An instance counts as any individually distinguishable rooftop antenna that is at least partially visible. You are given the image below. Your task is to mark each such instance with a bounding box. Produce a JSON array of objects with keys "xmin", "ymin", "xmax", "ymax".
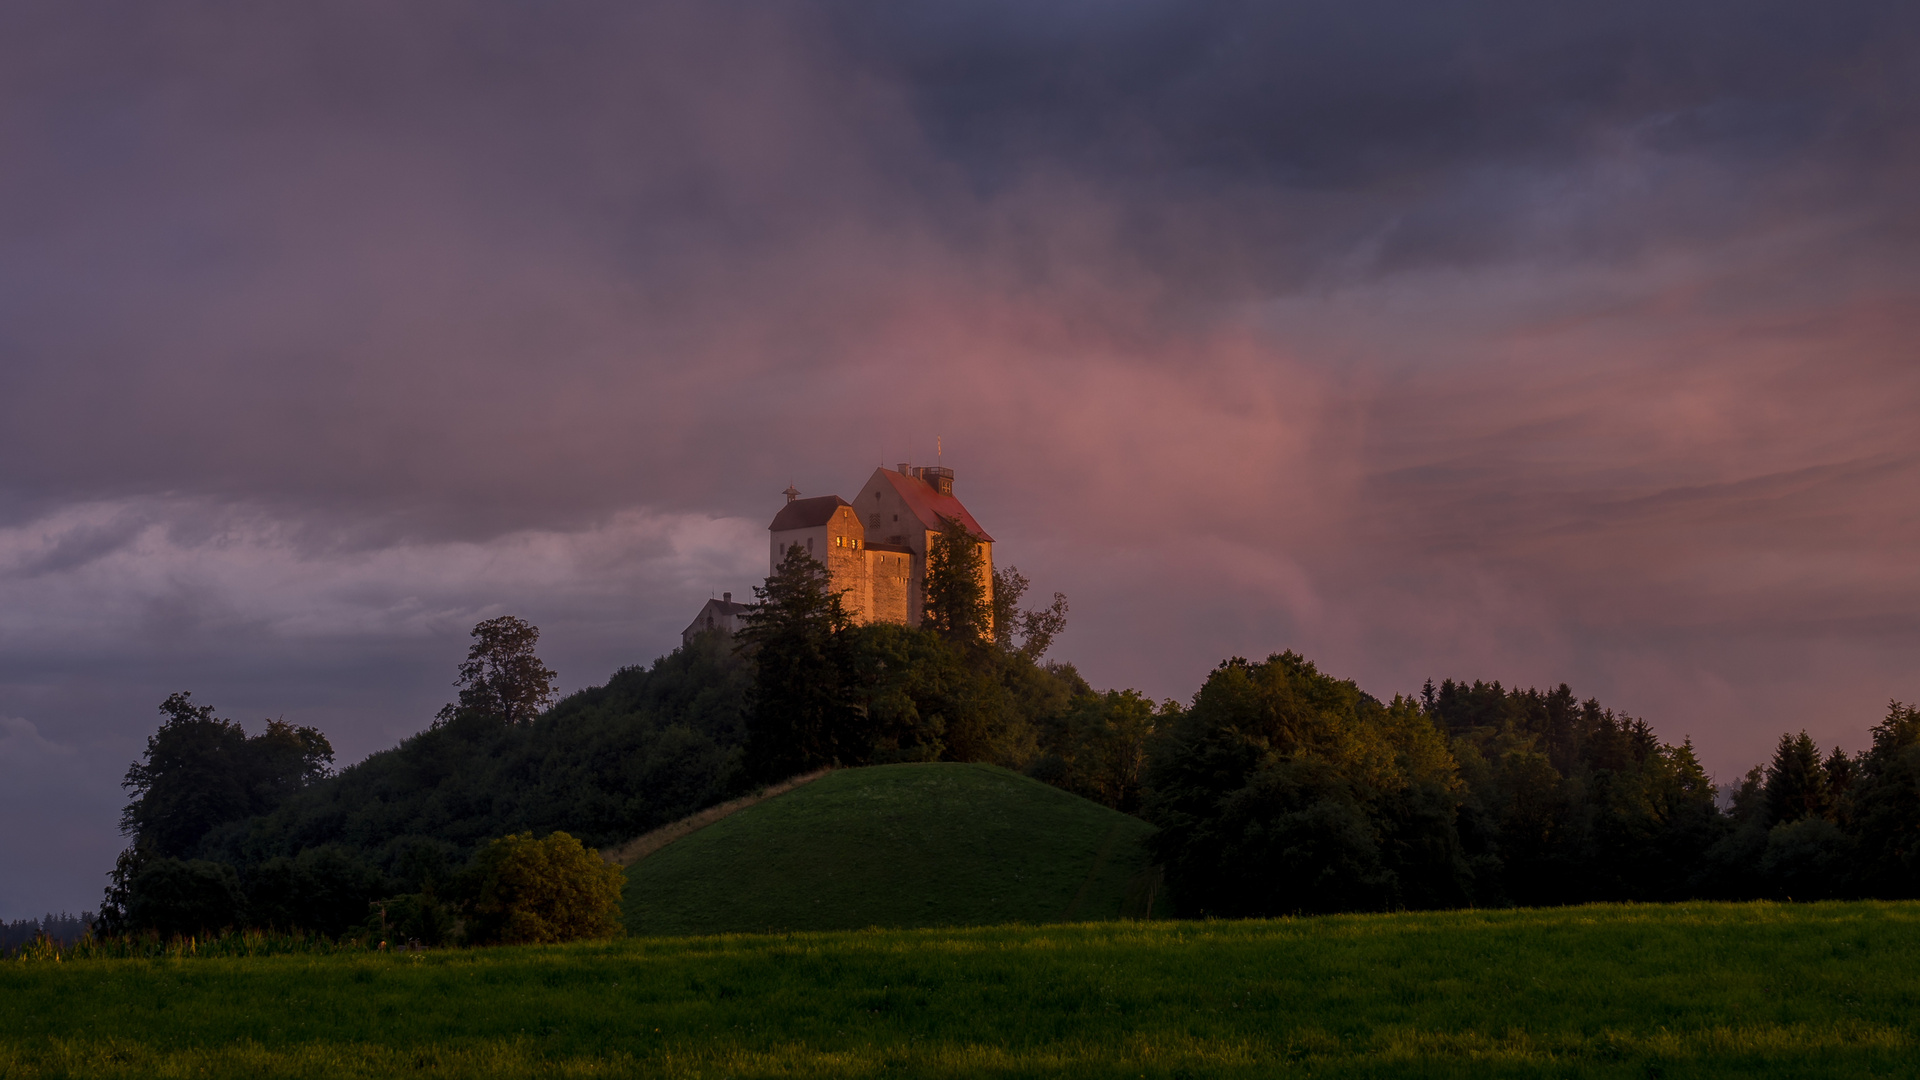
[{"xmin": 937, "ymin": 435, "xmax": 942, "ymax": 465}]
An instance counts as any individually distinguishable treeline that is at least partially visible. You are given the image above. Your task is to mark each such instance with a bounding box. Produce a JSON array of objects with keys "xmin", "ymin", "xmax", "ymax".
[
  {"xmin": 1, "ymin": 912, "xmax": 94, "ymax": 951},
  {"xmin": 1146, "ymin": 656, "xmax": 1920, "ymax": 915},
  {"xmin": 90, "ymin": 521, "xmax": 1920, "ymax": 937}
]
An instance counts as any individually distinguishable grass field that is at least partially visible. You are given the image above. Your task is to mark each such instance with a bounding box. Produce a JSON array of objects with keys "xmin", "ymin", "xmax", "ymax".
[
  {"xmin": 4, "ymin": 902, "xmax": 1918, "ymax": 1078},
  {"xmin": 622, "ymin": 763, "xmax": 1164, "ymax": 936}
]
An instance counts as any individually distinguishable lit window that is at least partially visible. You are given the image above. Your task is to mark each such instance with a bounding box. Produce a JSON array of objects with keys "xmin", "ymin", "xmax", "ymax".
[{"xmin": 851, "ymin": 538, "xmax": 860, "ymax": 550}]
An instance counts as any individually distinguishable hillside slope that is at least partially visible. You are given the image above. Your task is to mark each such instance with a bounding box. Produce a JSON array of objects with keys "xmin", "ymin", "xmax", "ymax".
[
  {"xmin": 200, "ymin": 634, "xmax": 750, "ymax": 880},
  {"xmin": 623, "ymin": 763, "xmax": 1163, "ymax": 935}
]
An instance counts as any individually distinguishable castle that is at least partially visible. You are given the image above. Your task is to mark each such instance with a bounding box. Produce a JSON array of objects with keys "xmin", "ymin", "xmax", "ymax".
[{"xmin": 682, "ymin": 464, "xmax": 994, "ymax": 644}]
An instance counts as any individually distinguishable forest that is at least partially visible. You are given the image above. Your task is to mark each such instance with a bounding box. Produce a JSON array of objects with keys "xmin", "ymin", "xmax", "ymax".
[{"xmin": 86, "ymin": 520, "xmax": 1920, "ymax": 938}]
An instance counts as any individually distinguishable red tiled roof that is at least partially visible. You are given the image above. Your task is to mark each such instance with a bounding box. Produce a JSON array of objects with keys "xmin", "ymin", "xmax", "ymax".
[
  {"xmin": 769, "ymin": 495, "xmax": 850, "ymax": 531},
  {"xmin": 880, "ymin": 470, "xmax": 994, "ymax": 542}
]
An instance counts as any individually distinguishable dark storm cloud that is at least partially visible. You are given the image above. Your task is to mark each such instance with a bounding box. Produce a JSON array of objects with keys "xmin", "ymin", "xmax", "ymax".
[
  {"xmin": 843, "ymin": 0, "xmax": 1919, "ymax": 270},
  {"xmin": 2, "ymin": 0, "xmax": 1917, "ymax": 914}
]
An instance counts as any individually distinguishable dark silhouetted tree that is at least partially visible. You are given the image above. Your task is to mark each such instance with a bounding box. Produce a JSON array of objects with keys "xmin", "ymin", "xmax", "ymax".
[
  {"xmin": 103, "ymin": 693, "xmax": 332, "ymax": 934},
  {"xmin": 117, "ymin": 695, "xmax": 331, "ymax": 860},
  {"xmin": 1765, "ymin": 731, "xmax": 1832, "ymax": 826},
  {"xmin": 737, "ymin": 545, "xmax": 859, "ymax": 781},
  {"xmin": 991, "ymin": 565, "xmax": 1069, "ymax": 661},
  {"xmin": 1853, "ymin": 701, "xmax": 1920, "ymax": 896},
  {"xmin": 437, "ymin": 616, "xmax": 558, "ymax": 728}
]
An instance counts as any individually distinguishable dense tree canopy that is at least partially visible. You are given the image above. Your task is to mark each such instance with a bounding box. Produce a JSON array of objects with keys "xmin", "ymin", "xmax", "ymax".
[
  {"xmin": 1146, "ymin": 654, "xmax": 1467, "ymax": 916},
  {"xmin": 96, "ymin": 563, "xmax": 1920, "ymax": 941},
  {"xmin": 119, "ymin": 693, "xmax": 333, "ymax": 860}
]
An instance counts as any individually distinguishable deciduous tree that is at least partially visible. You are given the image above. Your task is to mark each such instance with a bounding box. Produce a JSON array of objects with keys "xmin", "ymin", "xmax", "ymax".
[
  {"xmin": 924, "ymin": 516, "xmax": 989, "ymax": 643},
  {"xmin": 461, "ymin": 831, "xmax": 624, "ymax": 945},
  {"xmin": 437, "ymin": 616, "xmax": 558, "ymax": 729}
]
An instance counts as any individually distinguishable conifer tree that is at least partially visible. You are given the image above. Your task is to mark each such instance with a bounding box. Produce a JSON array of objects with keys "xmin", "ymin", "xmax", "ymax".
[
  {"xmin": 1852, "ymin": 701, "xmax": 1920, "ymax": 895},
  {"xmin": 1764, "ymin": 731, "xmax": 1833, "ymax": 826},
  {"xmin": 737, "ymin": 545, "xmax": 860, "ymax": 781}
]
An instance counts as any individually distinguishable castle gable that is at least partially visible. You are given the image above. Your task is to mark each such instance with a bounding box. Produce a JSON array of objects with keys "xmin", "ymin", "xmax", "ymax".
[
  {"xmin": 865, "ymin": 469, "xmax": 993, "ymax": 542},
  {"xmin": 769, "ymin": 495, "xmax": 852, "ymax": 531}
]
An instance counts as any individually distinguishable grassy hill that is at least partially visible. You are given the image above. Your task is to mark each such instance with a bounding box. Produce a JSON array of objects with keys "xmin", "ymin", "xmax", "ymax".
[
  {"xmin": 622, "ymin": 762, "xmax": 1163, "ymax": 936},
  {"xmin": 7, "ymin": 903, "xmax": 1919, "ymax": 1078}
]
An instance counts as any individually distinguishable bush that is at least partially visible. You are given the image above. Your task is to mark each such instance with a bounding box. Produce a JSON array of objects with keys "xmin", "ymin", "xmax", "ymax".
[
  {"xmin": 125, "ymin": 858, "xmax": 247, "ymax": 937},
  {"xmin": 372, "ymin": 891, "xmax": 456, "ymax": 946},
  {"xmin": 461, "ymin": 832, "xmax": 624, "ymax": 945}
]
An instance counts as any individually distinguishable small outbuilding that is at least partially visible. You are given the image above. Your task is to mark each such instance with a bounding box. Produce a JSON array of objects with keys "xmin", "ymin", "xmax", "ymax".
[{"xmin": 681, "ymin": 593, "xmax": 752, "ymax": 647}]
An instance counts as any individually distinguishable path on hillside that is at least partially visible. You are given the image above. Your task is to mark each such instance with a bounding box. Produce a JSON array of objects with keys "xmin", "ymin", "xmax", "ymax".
[{"xmin": 602, "ymin": 769, "xmax": 832, "ymax": 867}]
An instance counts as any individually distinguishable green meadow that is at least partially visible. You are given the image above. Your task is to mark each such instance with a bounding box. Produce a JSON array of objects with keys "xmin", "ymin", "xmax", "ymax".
[
  {"xmin": 5, "ymin": 902, "xmax": 1918, "ymax": 1078},
  {"xmin": 623, "ymin": 763, "xmax": 1165, "ymax": 935}
]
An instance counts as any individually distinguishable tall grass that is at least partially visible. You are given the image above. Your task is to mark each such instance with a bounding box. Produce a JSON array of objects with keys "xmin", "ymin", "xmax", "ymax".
[
  {"xmin": 4, "ymin": 901, "xmax": 1918, "ymax": 1078},
  {"xmin": 2, "ymin": 927, "xmax": 386, "ymax": 962}
]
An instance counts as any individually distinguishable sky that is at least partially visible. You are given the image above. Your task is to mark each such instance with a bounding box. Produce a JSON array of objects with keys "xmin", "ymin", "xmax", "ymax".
[{"xmin": 2, "ymin": 0, "xmax": 1917, "ymax": 918}]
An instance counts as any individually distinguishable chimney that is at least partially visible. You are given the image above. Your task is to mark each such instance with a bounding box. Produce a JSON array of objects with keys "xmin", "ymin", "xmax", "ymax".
[
  {"xmin": 723, "ymin": 592, "xmax": 732, "ymax": 603},
  {"xmin": 896, "ymin": 462, "xmax": 909, "ymax": 476}
]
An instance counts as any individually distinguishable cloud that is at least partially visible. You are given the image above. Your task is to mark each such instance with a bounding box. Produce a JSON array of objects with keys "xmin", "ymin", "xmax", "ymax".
[
  {"xmin": 0, "ymin": 715, "xmax": 75, "ymax": 763},
  {"xmin": 1, "ymin": 0, "xmax": 1918, "ymax": 914},
  {"xmin": 0, "ymin": 496, "xmax": 763, "ymax": 661}
]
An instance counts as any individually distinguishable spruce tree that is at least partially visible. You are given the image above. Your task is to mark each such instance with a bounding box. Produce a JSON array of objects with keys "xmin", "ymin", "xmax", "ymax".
[
  {"xmin": 1852, "ymin": 702, "xmax": 1920, "ymax": 895},
  {"xmin": 737, "ymin": 545, "xmax": 859, "ymax": 782},
  {"xmin": 1764, "ymin": 731, "xmax": 1832, "ymax": 825}
]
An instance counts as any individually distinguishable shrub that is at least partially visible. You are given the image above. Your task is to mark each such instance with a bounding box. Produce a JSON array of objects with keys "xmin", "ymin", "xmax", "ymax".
[
  {"xmin": 461, "ymin": 832, "xmax": 623, "ymax": 945},
  {"xmin": 372, "ymin": 891, "xmax": 456, "ymax": 946}
]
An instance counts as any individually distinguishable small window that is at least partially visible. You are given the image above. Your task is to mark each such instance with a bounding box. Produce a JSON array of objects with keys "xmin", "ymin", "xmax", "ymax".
[{"xmin": 851, "ymin": 538, "xmax": 859, "ymax": 550}]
